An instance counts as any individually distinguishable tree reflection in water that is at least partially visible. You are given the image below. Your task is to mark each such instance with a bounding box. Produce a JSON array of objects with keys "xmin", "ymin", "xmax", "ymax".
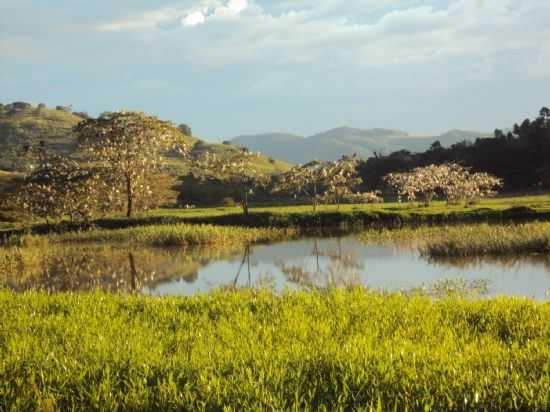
[
  {"xmin": 0, "ymin": 245, "xmax": 240, "ymax": 293},
  {"xmin": 276, "ymin": 238, "xmax": 363, "ymax": 290}
]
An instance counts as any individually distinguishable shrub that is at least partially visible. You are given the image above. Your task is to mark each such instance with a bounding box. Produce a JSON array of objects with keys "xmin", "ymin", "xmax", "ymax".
[{"xmin": 222, "ymin": 197, "xmax": 237, "ymax": 207}]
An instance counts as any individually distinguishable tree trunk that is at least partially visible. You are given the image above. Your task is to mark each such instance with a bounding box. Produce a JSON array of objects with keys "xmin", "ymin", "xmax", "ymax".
[
  {"xmin": 312, "ymin": 182, "xmax": 318, "ymax": 212},
  {"xmin": 241, "ymin": 189, "xmax": 249, "ymax": 216},
  {"xmin": 126, "ymin": 177, "xmax": 133, "ymax": 218},
  {"xmin": 128, "ymin": 252, "xmax": 138, "ymax": 292}
]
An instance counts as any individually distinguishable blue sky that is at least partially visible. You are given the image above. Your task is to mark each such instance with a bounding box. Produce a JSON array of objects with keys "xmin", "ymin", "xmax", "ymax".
[{"xmin": 1, "ymin": 0, "xmax": 549, "ymax": 140}]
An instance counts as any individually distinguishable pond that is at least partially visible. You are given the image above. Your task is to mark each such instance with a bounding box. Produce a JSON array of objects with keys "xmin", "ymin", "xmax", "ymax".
[{"xmin": 2, "ymin": 235, "xmax": 549, "ymax": 299}]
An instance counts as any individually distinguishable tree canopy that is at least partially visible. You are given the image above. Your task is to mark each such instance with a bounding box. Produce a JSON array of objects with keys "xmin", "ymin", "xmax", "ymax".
[{"xmin": 75, "ymin": 111, "xmax": 188, "ymax": 217}]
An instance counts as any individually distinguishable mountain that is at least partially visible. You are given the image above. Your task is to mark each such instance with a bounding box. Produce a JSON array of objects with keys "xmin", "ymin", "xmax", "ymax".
[{"xmin": 230, "ymin": 127, "xmax": 491, "ymax": 164}]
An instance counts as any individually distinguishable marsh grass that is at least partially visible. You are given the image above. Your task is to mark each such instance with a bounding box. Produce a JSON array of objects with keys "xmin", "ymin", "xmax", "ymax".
[
  {"xmin": 0, "ymin": 290, "xmax": 549, "ymax": 411},
  {"xmin": 5, "ymin": 224, "xmax": 297, "ymax": 248},
  {"xmin": 356, "ymin": 222, "xmax": 550, "ymax": 258},
  {"xmin": 420, "ymin": 222, "xmax": 550, "ymax": 257}
]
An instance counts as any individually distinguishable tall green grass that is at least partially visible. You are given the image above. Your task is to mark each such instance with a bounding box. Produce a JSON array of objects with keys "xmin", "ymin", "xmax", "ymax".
[
  {"xmin": 1, "ymin": 290, "xmax": 549, "ymax": 411},
  {"xmin": 6, "ymin": 224, "xmax": 297, "ymax": 248},
  {"xmin": 421, "ymin": 222, "xmax": 550, "ymax": 257}
]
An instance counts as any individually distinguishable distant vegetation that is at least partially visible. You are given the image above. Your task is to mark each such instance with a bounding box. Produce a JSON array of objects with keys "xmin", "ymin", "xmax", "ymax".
[
  {"xmin": 0, "ymin": 102, "xmax": 289, "ymax": 219},
  {"xmin": 1, "ymin": 102, "xmax": 549, "ymax": 226},
  {"xmin": 360, "ymin": 108, "xmax": 550, "ymax": 193}
]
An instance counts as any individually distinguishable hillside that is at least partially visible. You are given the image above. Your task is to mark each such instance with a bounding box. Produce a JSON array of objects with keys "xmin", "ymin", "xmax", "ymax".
[
  {"xmin": 0, "ymin": 102, "xmax": 290, "ymax": 210},
  {"xmin": 0, "ymin": 103, "xmax": 84, "ymax": 170},
  {"xmin": 0, "ymin": 102, "xmax": 289, "ymax": 176},
  {"xmin": 231, "ymin": 127, "xmax": 491, "ymax": 163}
]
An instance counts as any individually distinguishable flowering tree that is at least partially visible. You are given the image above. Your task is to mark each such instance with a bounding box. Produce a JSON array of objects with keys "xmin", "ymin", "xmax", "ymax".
[
  {"xmin": 442, "ymin": 164, "xmax": 502, "ymax": 206},
  {"xmin": 196, "ymin": 149, "xmax": 269, "ymax": 215},
  {"xmin": 75, "ymin": 112, "xmax": 187, "ymax": 218},
  {"xmin": 384, "ymin": 164, "xmax": 447, "ymax": 206},
  {"xmin": 14, "ymin": 142, "xmax": 111, "ymax": 222},
  {"xmin": 384, "ymin": 163, "xmax": 502, "ymax": 206},
  {"xmin": 272, "ymin": 161, "xmax": 327, "ymax": 211},
  {"xmin": 274, "ymin": 156, "xmax": 363, "ymax": 210},
  {"xmin": 319, "ymin": 156, "xmax": 363, "ymax": 208}
]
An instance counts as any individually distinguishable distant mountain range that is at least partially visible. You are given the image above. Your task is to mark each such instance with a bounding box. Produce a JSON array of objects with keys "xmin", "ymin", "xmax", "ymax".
[{"xmin": 230, "ymin": 127, "xmax": 491, "ymax": 164}]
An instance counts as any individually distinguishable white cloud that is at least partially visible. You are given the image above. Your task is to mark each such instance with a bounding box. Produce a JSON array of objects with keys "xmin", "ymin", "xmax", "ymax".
[
  {"xmin": 226, "ymin": 0, "xmax": 248, "ymax": 14},
  {"xmin": 7, "ymin": 0, "xmax": 550, "ymax": 80},
  {"xmin": 182, "ymin": 10, "xmax": 206, "ymax": 26}
]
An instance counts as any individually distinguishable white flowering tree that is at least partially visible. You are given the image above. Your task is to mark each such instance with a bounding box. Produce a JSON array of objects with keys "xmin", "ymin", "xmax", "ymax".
[
  {"xmin": 319, "ymin": 156, "xmax": 363, "ymax": 208},
  {"xmin": 272, "ymin": 161, "xmax": 327, "ymax": 211},
  {"xmin": 15, "ymin": 142, "xmax": 111, "ymax": 222},
  {"xmin": 75, "ymin": 111, "xmax": 188, "ymax": 218},
  {"xmin": 441, "ymin": 164, "xmax": 503, "ymax": 206},
  {"xmin": 384, "ymin": 163, "xmax": 502, "ymax": 206},
  {"xmin": 196, "ymin": 149, "xmax": 269, "ymax": 215},
  {"xmin": 273, "ymin": 156, "xmax": 363, "ymax": 211}
]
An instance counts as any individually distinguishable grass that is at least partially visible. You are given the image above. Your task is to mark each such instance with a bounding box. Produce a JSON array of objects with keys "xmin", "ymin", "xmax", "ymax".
[
  {"xmin": 356, "ymin": 221, "xmax": 550, "ymax": 257},
  {"xmin": 421, "ymin": 222, "xmax": 550, "ymax": 257},
  {"xmin": 4, "ymin": 224, "xmax": 297, "ymax": 248},
  {"xmin": 2, "ymin": 194, "xmax": 550, "ymax": 235},
  {"xmin": 0, "ymin": 289, "xmax": 549, "ymax": 411}
]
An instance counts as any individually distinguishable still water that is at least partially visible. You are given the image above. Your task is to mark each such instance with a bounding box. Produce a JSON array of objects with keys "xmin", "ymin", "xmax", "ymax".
[{"xmin": 3, "ymin": 236, "xmax": 550, "ymax": 299}]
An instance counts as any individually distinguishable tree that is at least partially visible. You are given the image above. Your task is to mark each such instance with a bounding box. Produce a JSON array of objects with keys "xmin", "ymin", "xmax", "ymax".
[
  {"xmin": 384, "ymin": 164, "xmax": 446, "ymax": 205},
  {"xmin": 273, "ymin": 156, "xmax": 362, "ymax": 211},
  {"xmin": 14, "ymin": 142, "xmax": 110, "ymax": 222},
  {"xmin": 273, "ymin": 160, "xmax": 327, "ymax": 211},
  {"xmin": 178, "ymin": 124, "xmax": 192, "ymax": 136},
  {"xmin": 441, "ymin": 164, "xmax": 502, "ymax": 206},
  {"xmin": 319, "ymin": 156, "xmax": 362, "ymax": 208},
  {"xmin": 196, "ymin": 149, "xmax": 269, "ymax": 215},
  {"xmin": 384, "ymin": 163, "xmax": 502, "ymax": 206},
  {"xmin": 75, "ymin": 111, "xmax": 187, "ymax": 218}
]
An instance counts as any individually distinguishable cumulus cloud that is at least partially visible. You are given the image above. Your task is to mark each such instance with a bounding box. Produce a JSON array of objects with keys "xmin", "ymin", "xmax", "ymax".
[
  {"xmin": 86, "ymin": 0, "xmax": 550, "ymax": 76},
  {"xmin": 96, "ymin": 0, "xmax": 249, "ymax": 31},
  {"xmin": 182, "ymin": 10, "xmax": 206, "ymax": 26}
]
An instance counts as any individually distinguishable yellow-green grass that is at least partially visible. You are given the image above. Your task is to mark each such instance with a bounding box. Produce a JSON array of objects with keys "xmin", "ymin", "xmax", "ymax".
[
  {"xmin": 4, "ymin": 224, "xmax": 297, "ymax": 248},
  {"xmin": 0, "ymin": 290, "xmax": 549, "ymax": 411},
  {"xmin": 421, "ymin": 222, "xmax": 550, "ymax": 257},
  {"xmin": 356, "ymin": 221, "xmax": 550, "ymax": 257},
  {"xmin": 3, "ymin": 194, "xmax": 550, "ymax": 234},
  {"xmin": 125, "ymin": 193, "xmax": 550, "ymax": 221}
]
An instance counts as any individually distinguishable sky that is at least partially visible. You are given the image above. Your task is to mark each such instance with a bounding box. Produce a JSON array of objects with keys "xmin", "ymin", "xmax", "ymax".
[{"xmin": 1, "ymin": 0, "xmax": 550, "ymax": 140}]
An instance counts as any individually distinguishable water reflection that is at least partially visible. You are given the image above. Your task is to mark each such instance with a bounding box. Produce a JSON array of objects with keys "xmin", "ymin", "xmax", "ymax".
[
  {"xmin": 1, "ymin": 236, "xmax": 549, "ymax": 299},
  {"xmin": 275, "ymin": 239, "xmax": 362, "ymax": 290}
]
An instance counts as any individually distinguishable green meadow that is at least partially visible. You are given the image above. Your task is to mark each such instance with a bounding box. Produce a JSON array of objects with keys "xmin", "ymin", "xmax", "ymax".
[
  {"xmin": 1, "ymin": 290, "xmax": 549, "ymax": 411},
  {"xmin": 3, "ymin": 194, "xmax": 550, "ymax": 235}
]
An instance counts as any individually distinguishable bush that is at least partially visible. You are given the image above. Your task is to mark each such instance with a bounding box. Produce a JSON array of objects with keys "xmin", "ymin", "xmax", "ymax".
[{"xmin": 222, "ymin": 197, "xmax": 237, "ymax": 207}]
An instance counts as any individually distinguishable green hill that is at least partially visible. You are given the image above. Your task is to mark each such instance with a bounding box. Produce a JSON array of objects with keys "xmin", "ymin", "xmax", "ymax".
[
  {"xmin": 0, "ymin": 102, "xmax": 289, "ymax": 175},
  {"xmin": 0, "ymin": 102, "xmax": 290, "ymax": 210},
  {"xmin": 0, "ymin": 103, "xmax": 83, "ymax": 170}
]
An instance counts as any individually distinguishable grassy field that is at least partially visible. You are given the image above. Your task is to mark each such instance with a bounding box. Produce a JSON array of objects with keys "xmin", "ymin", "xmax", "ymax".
[
  {"xmin": 0, "ymin": 290, "xmax": 548, "ymax": 411},
  {"xmin": 3, "ymin": 194, "xmax": 550, "ymax": 235}
]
